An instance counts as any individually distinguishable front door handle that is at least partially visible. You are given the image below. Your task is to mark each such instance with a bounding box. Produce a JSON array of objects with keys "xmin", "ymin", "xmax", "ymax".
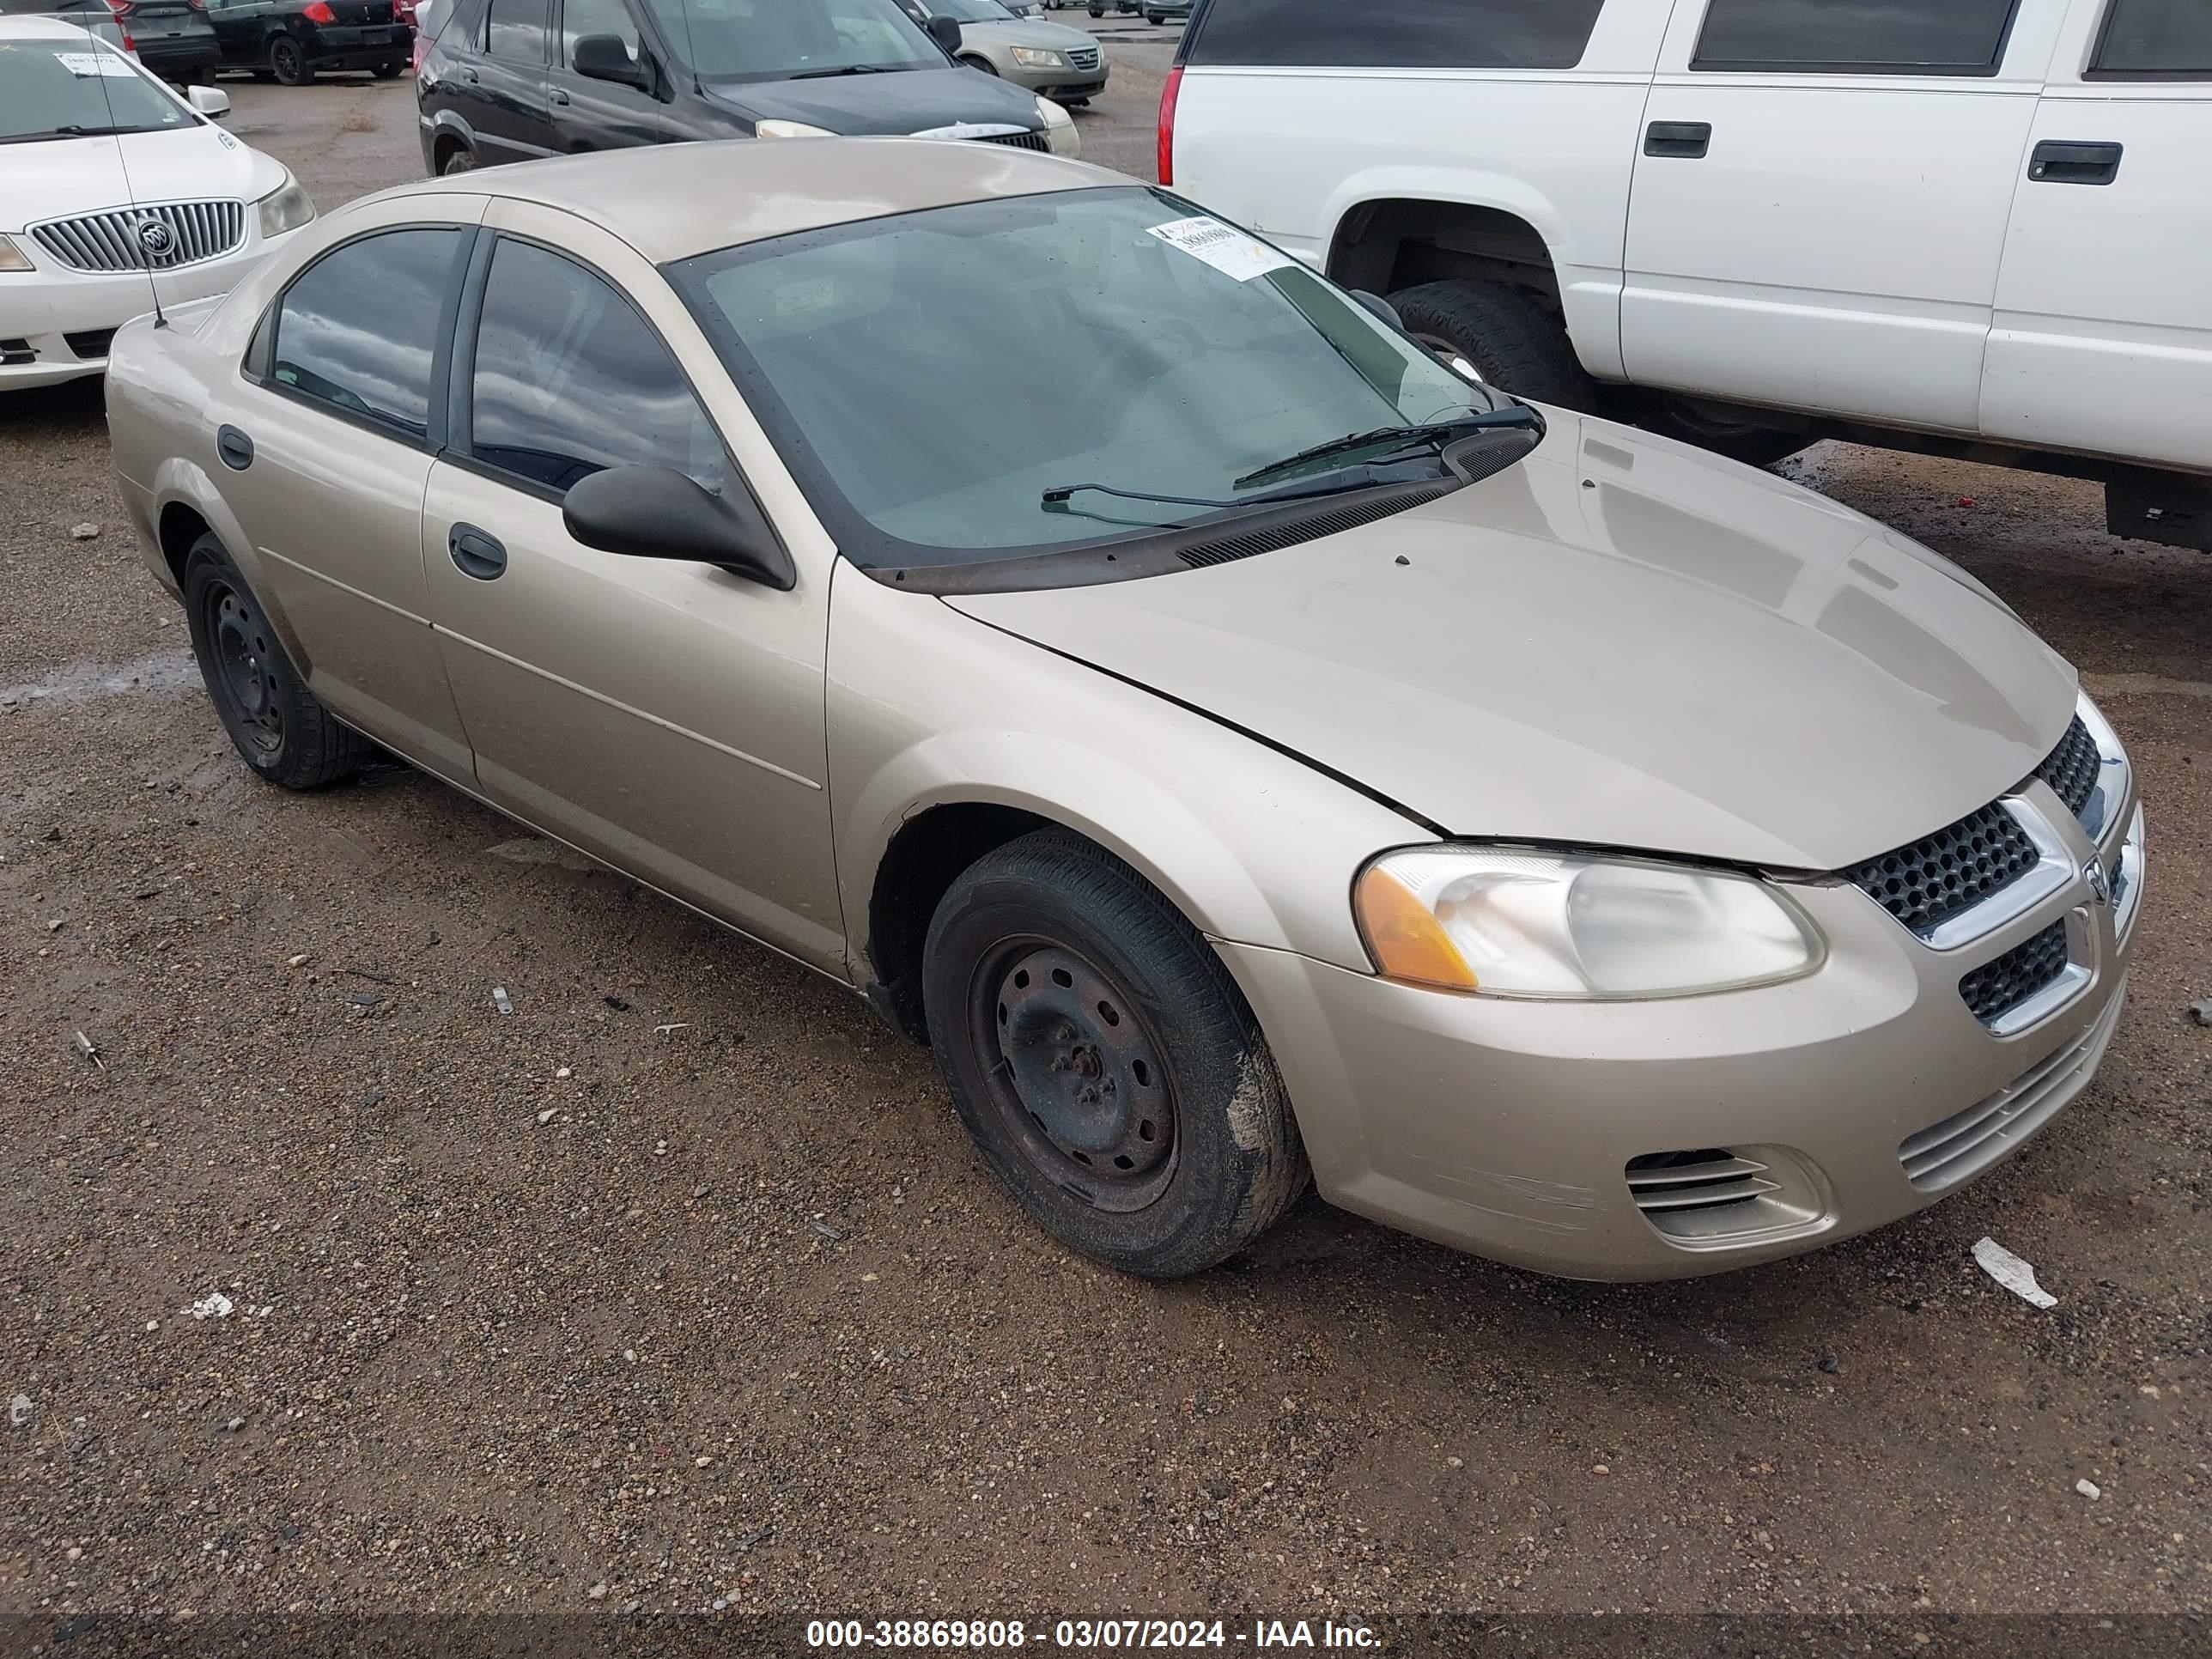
[
  {"xmin": 460, "ymin": 64, "xmax": 478, "ymax": 82},
  {"xmin": 2028, "ymin": 139, "xmax": 2123, "ymax": 185},
  {"xmin": 216, "ymin": 424, "xmax": 254, "ymax": 471},
  {"xmin": 448, "ymin": 523, "xmax": 507, "ymax": 580},
  {"xmin": 1644, "ymin": 120, "xmax": 1712, "ymax": 159},
  {"xmin": 550, "ymin": 86, "xmax": 570, "ymax": 105}
]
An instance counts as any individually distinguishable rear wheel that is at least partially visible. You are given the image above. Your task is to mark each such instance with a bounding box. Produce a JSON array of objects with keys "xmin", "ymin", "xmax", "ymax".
[
  {"xmin": 1653, "ymin": 398, "xmax": 1808, "ymax": 469},
  {"xmin": 267, "ymin": 33, "xmax": 313, "ymax": 84},
  {"xmin": 437, "ymin": 142, "xmax": 476, "ymax": 174},
  {"xmin": 181, "ymin": 535, "xmax": 371, "ymax": 790},
  {"xmin": 922, "ymin": 829, "xmax": 1310, "ymax": 1279},
  {"xmin": 372, "ymin": 58, "xmax": 404, "ymax": 76},
  {"xmin": 1388, "ymin": 277, "xmax": 1596, "ymax": 409}
]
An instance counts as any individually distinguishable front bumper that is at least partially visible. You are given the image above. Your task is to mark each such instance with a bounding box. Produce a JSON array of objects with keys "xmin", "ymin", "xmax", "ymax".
[
  {"xmin": 1229, "ymin": 765, "xmax": 2143, "ymax": 1281},
  {"xmin": 0, "ymin": 230, "xmax": 296, "ymax": 391},
  {"xmin": 994, "ymin": 55, "xmax": 1108, "ymax": 99}
]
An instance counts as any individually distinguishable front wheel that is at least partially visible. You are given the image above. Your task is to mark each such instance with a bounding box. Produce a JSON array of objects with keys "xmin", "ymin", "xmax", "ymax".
[
  {"xmin": 959, "ymin": 54, "xmax": 998, "ymax": 73},
  {"xmin": 923, "ymin": 829, "xmax": 1310, "ymax": 1279},
  {"xmin": 437, "ymin": 143, "xmax": 477, "ymax": 175},
  {"xmin": 372, "ymin": 58, "xmax": 404, "ymax": 77},
  {"xmin": 1652, "ymin": 398, "xmax": 1808, "ymax": 469},
  {"xmin": 1389, "ymin": 278, "xmax": 1596, "ymax": 409},
  {"xmin": 266, "ymin": 33, "xmax": 313, "ymax": 84},
  {"xmin": 181, "ymin": 535, "xmax": 370, "ymax": 790}
]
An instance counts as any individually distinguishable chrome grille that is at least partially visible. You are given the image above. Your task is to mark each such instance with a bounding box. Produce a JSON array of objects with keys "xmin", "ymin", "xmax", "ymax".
[
  {"xmin": 30, "ymin": 200, "xmax": 245, "ymax": 273},
  {"xmin": 1066, "ymin": 45, "xmax": 1100, "ymax": 69},
  {"xmin": 975, "ymin": 131, "xmax": 1051, "ymax": 151}
]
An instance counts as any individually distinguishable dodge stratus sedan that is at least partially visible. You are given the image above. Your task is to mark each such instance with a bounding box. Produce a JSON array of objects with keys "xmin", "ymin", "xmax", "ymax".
[{"xmin": 105, "ymin": 141, "xmax": 2144, "ymax": 1280}]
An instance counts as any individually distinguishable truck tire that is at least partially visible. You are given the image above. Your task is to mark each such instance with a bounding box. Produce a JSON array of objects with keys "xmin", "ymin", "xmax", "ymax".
[
  {"xmin": 1388, "ymin": 279, "xmax": 1597, "ymax": 410},
  {"xmin": 1655, "ymin": 400, "xmax": 1808, "ymax": 469}
]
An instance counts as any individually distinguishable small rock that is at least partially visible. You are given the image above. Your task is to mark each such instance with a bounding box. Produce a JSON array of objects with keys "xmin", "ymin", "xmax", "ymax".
[
  {"xmin": 190, "ymin": 1292, "xmax": 234, "ymax": 1321},
  {"xmin": 653, "ymin": 1140, "xmax": 668, "ymax": 1157},
  {"xmin": 1591, "ymin": 1464, "xmax": 1610, "ymax": 1477},
  {"xmin": 2141, "ymin": 1384, "xmax": 2162, "ymax": 1399},
  {"xmin": 44, "ymin": 919, "xmax": 64, "ymax": 933},
  {"xmin": 2076, "ymin": 1478, "xmax": 2102, "ymax": 1500},
  {"xmin": 691, "ymin": 1184, "xmax": 711, "ymax": 1200},
  {"xmin": 604, "ymin": 996, "xmax": 629, "ymax": 1012},
  {"xmin": 66, "ymin": 1547, "xmax": 82, "ymax": 1561},
  {"xmin": 587, "ymin": 1583, "xmax": 609, "ymax": 1601},
  {"xmin": 362, "ymin": 1090, "xmax": 387, "ymax": 1109},
  {"xmin": 860, "ymin": 1273, "xmax": 879, "ymax": 1284},
  {"xmin": 696, "ymin": 1455, "xmax": 713, "ymax": 1468},
  {"xmin": 68, "ymin": 523, "xmax": 100, "ymax": 540},
  {"xmin": 9, "ymin": 1395, "xmax": 32, "ymax": 1428},
  {"xmin": 2190, "ymin": 998, "xmax": 2212, "ymax": 1028},
  {"xmin": 808, "ymin": 1217, "xmax": 845, "ymax": 1243},
  {"xmin": 1446, "ymin": 1456, "xmax": 1463, "ymax": 1470},
  {"xmin": 536, "ymin": 1108, "xmax": 558, "ymax": 1125},
  {"xmin": 39, "ymin": 828, "xmax": 62, "ymax": 843},
  {"xmin": 556, "ymin": 1066, "xmax": 573, "ymax": 1079},
  {"xmin": 224, "ymin": 1417, "xmax": 246, "ymax": 1433},
  {"xmin": 623, "ymin": 1349, "xmax": 638, "ymax": 1364},
  {"xmin": 287, "ymin": 953, "xmax": 313, "ymax": 968},
  {"xmin": 144, "ymin": 1321, "xmax": 157, "ymax": 1333},
  {"xmin": 1818, "ymin": 1354, "xmax": 1840, "ymax": 1374}
]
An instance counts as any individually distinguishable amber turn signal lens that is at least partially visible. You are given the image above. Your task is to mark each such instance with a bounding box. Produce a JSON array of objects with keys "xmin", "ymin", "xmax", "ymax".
[{"xmin": 1355, "ymin": 865, "xmax": 1479, "ymax": 992}]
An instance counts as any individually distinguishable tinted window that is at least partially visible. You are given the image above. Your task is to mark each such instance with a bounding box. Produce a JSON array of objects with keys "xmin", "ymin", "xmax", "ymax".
[
  {"xmin": 468, "ymin": 240, "xmax": 726, "ymax": 496},
  {"xmin": 271, "ymin": 228, "xmax": 462, "ymax": 441},
  {"xmin": 1185, "ymin": 0, "xmax": 1604, "ymax": 70},
  {"xmin": 1692, "ymin": 0, "xmax": 2019, "ymax": 73},
  {"xmin": 2093, "ymin": 0, "xmax": 2212, "ymax": 75},
  {"xmin": 639, "ymin": 0, "xmax": 937, "ymax": 80},
  {"xmin": 486, "ymin": 0, "xmax": 548, "ymax": 60},
  {"xmin": 562, "ymin": 0, "xmax": 638, "ymax": 59}
]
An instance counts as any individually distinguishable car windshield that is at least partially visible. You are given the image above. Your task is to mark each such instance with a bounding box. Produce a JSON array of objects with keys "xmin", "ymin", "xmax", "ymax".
[
  {"xmin": 639, "ymin": 0, "xmax": 943, "ymax": 80},
  {"xmin": 0, "ymin": 34, "xmax": 190, "ymax": 141},
  {"xmin": 923, "ymin": 0, "xmax": 1017, "ymax": 23},
  {"xmin": 673, "ymin": 186, "xmax": 1513, "ymax": 569}
]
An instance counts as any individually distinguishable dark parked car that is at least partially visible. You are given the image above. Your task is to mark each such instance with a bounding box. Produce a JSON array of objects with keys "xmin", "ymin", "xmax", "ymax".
[
  {"xmin": 206, "ymin": 0, "xmax": 412, "ymax": 83},
  {"xmin": 0, "ymin": 0, "xmax": 216, "ymax": 76},
  {"xmin": 416, "ymin": 0, "xmax": 1072, "ymax": 176}
]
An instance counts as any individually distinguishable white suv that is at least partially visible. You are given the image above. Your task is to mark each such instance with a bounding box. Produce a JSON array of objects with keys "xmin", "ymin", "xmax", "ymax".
[{"xmin": 1164, "ymin": 0, "xmax": 2212, "ymax": 550}]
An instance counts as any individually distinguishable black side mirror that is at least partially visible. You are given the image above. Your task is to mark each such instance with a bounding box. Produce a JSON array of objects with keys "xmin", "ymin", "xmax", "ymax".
[
  {"xmin": 563, "ymin": 465, "xmax": 796, "ymax": 591},
  {"xmin": 927, "ymin": 14, "xmax": 962, "ymax": 55},
  {"xmin": 1351, "ymin": 289, "xmax": 1404, "ymax": 331},
  {"xmin": 573, "ymin": 32, "xmax": 649, "ymax": 90}
]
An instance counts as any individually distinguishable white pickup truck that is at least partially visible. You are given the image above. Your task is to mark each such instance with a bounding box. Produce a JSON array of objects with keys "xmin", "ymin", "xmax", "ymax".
[{"xmin": 1164, "ymin": 0, "xmax": 2212, "ymax": 550}]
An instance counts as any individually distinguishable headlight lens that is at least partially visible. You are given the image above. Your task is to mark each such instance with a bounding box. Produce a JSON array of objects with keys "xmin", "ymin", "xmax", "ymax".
[
  {"xmin": 255, "ymin": 173, "xmax": 316, "ymax": 239},
  {"xmin": 756, "ymin": 118, "xmax": 835, "ymax": 139},
  {"xmin": 1033, "ymin": 93, "xmax": 1079, "ymax": 155},
  {"xmin": 0, "ymin": 234, "xmax": 33, "ymax": 272},
  {"xmin": 1009, "ymin": 46, "xmax": 1064, "ymax": 67},
  {"xmin": 1355, "ymin": 846, "xmax": 1824, "ymax": 999}
]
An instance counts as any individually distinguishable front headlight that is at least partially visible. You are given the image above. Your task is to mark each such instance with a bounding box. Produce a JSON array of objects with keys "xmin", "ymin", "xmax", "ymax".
[
  {"xmin": 755, "ymin": 118, "xmax": 836, "ymax": 139},
  {"xmin": 255, "ymin": 173, "xmax": 316, "ymax": 239},
  {"xmin": 1033, "ymin": 93, "xmax": 1079, "ymax": 156},
  {"xmin": 1355, "ymin": 846, "xmax": 1825, "ymax": 999},
  {"xmin": 1009, "ymin": 46, "xmax": 1065, "ymax": 68},
  {"xmin": 0, "ymin": 234, "xmax": 33, "ymax": 273}
]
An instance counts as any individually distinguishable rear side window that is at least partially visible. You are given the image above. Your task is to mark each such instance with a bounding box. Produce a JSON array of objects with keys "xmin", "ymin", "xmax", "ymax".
[
  {"xmin": 465, "ymin": 239, "xmax": 726, "ymax": 496},
  {"xmin": 270, "ymin": 228, "xmax": 464, "ymax": 441},
  {"xmin": 485, "ymin": 0, "xmax": 549, "ymax": 61},
  {"xmin": 2092, "ymin": 0, "xmax": 2212, "ymax": 76},
  {"xmin": 1184, "ymin": 0, "xmax": 1605, "ymax": 70},
  {"xmin": 1692, "ymin": 0, "xmax": 2021, "ymax": 76}
]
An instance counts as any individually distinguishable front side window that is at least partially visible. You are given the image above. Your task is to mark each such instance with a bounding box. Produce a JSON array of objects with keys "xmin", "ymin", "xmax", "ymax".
[
  {"xmin": 673, "ymin": 186, "xmax": 1514, "ymax": 569},
  {"xmin": 0, "ymin": 35, "xmax": 192, "ymax": 143},
  {"xmin": 639, "ymin": 0, "xmax": 939, "ymax": 80},
  {"xmin": 562, "ymin": 0, "xmax": 640, "ymax": 60},
  {"xmin": 1184, "ymin": 0, "xmax": 1605, "ymax": 71},
  {"xmin": 485, "ymin": 0, "xmax": 550, "ymax": 60},
  {"xmin": 466, "ymin": 239, "xmax": 726, "ymax": 496},
  {"xmin": 924, "ymin": 0, "xmax": 1017, "ymax": 23},
  {"xmin": 270, "ymin": 228, "xmax": 463, "ymax": 441},
  {"xmin": 2092, "ymin": 0, "xmax": 2212, "ymax": 76},
  {"xmin": 1692, "ymin": 0, "xmax": 2021, "ymax": 75}
]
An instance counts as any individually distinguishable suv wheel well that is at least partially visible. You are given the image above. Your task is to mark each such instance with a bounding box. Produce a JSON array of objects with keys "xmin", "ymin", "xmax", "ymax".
[
  {"xmin": 866, "ymin": 803, "xmax": 1053, "ymax": 1043},
  {"xmin": 1329, "ymin": 199, "xmax": 1560, "ymax": 311},
  {"xmin": 158, "ymin": 502, "xmax": 211, "ymax": 586}
]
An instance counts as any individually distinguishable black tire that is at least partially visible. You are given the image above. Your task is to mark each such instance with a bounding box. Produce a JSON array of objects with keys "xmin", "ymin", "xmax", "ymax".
[
  {"xmin": 1388, "ymin": 277, "xmax": 1597, "ymax": 409},
  {"xmin": 1652, "ymin": 399, "xmax": 1808, "ymax": 469},
  {"xmin": 373, "ymin": 58, "xmax": 404, "ymax": 77},
  {"xmin": 959, "ymin": 54, "xmax": 998, "ymax": 73},
  {"xmin": 267, "ymin": 33, "xmax": 313, "ymax": 84},
  {"xmin": 437, "ymin": 143, "xmax": 476, "ymax": 175},
  {"xmin": 923, "ymin": 829, "xmax": 1310, "ymax": 1279},
  {"xmin": 181, "ymin": 534, "xmax": 370, "ymax": 790},
  {"xmin": 1145, "ymin": 9, "xmax": 1165, "ymax": 21}
]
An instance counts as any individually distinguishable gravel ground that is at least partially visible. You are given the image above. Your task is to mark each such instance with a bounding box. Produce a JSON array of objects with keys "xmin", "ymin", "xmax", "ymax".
[{"xmin": 3, "ymin": 46, "xmax": 2209, "ymax": 1631}]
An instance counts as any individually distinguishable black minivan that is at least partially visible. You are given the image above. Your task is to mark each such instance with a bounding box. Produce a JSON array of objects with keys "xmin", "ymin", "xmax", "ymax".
[{"xmin": 416, "ymin": 0, "xmax": 1070, "ymax": 176}]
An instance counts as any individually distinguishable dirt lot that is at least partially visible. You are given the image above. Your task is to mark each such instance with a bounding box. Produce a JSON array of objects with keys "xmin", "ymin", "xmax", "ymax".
[{"xmin": 3, "ymin": 50, "xmax": 2211, "ymax": 1633}]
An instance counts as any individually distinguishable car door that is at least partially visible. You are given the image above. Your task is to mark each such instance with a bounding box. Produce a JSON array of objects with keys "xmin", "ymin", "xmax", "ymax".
[
  {"xmin": 207, "ymin": 200, "xmax": 487, "ymax": 781},
  {"xmin": 1623, "ymin": 0, "xmax": 2064, "ymax": 432},
  {"xmin": 463, "ymin": 0, "xmax": 554, "ymax": 162},
  {"xmin": 204, "ymin": 0, "xmax": 265, "ymax": 64},
  {"xmin": 421, "ymin": 204, "xmax": 844, "ymax": 970},
  {"xmin": 1981, "ymin": 0, "xmax": 2212, "ymax": 470},
  {"xmin": 546, "ymin": 0, "xmax": 665, "ymax": 149}
]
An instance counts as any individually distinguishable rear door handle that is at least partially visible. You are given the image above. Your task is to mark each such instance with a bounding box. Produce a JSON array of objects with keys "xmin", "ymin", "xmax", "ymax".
[
  {"xmin": 1644, "ymin": 120, "xmax": 1712, "ymax": 159},
  {"xmin": 448, "ymin": 523, "xmax": 507, "ymax": 580},
  {"xmin": 460, "ymin": 64, "xmax": 478, "ymax": 82},
  {"xmin": 2028, "ymin": 139, "xmax": 2123, "ymax": 185},
  {"xmin": 216, "ymin": 424, "xmax": 254, "ymax": 471},
  {"xmin": 550, "ymin": 86, "xmax": 569, "ymax": 105}
]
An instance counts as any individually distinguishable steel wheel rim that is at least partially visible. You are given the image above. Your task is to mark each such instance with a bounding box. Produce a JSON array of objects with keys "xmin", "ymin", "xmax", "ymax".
[
  {"xmin": 204, "ymin": 583, "xmax": 283, "ymax": 758},
  {"xmin": 967, "ymin": 935, "xmax": 1177, "ymax": 1214}
]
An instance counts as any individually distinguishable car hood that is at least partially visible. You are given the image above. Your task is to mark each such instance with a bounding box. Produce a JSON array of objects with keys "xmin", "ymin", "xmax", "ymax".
[
  {"xmin": 701, "ymin": 64, "xmax": 1044, "ymax": 135},
  {"xmin": 956, "ymin": 17, "xmax": 1099, "ymax": 50},
  {"xmin": 1, "ymin": 122, "xmax": 279, "ymax": 232},
  {"xmin": 945, "ymin": 416, "xmax": 2078, "ymax": 872}
]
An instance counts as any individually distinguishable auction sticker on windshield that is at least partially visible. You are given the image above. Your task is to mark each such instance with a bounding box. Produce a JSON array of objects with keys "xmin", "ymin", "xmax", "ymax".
[
  {"xmin": 58, "ymin": 51, "xmax": 137, "ymax": 76},
  {"xmin": 1146, "ymin": 216, "xmax": 1294, "ymax": 283}
]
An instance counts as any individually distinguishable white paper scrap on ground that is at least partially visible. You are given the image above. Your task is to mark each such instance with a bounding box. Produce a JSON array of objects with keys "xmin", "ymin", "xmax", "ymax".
[
  {"xmin": 1973, "ymin": 1236, "xmax": 2057, "ymax": 1309},
  {"xmin": 1146, "ymin": 217, "xmax": 1295, "ymax": 283}
]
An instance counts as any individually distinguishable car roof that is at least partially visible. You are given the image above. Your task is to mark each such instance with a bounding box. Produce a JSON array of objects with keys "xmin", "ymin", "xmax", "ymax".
[
  {"xmin": 404, "ymin": 138, "xmax": 1125, "ymax": 264},
  {"xmin": 0, "ymin": 9, "xmax": 111, "ymax": 30}
]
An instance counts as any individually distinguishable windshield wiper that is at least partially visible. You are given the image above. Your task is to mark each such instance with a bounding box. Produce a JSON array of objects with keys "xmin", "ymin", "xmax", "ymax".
[
  {"xmin": 1039, "ymin": 471, "xmax": 1407, "ymax": 518},
  {"xmin": 2, "ymin": 125, "xmax": 136, "ymax": 143},
  {"xmin": 788, "ymin": 62, "xmax": 896, "ymax": 77},
  {"xmin": 1232, "ymin": 406, "xmax": 1540, "ymax": 491}
]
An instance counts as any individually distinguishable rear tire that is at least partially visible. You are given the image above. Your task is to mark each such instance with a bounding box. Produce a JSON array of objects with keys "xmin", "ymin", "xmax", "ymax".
[
  {"xmin": 267, "ymin": 33, "xmax": 313, "ymax": 84},
  {"xmin": 1653, "ymin": 399, "xmax": 1808, "ymax": 469},
  {"xmin": 181, "ymin": 535, "xmax": 371, "ymax": 790},
  {"xmin": 437, "ymin": 143, "xmax": 476, "ymax": 174},
  {"xmin": 1389, "ymin": 277, "xmax": 1596, "ymax": 409},
  {"xmin": 373, "ymin": 58, "xmax": 404, "ymax": 76},
  {"xmin": 922, "ymin": 829, "xmax": 1310, "ymax": 1279}
]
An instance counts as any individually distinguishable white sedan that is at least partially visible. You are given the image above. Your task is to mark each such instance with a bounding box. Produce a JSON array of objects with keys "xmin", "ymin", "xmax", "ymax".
[{"xmin": 0, "ymin": 15, "xmax": 314, "ymax": 391}]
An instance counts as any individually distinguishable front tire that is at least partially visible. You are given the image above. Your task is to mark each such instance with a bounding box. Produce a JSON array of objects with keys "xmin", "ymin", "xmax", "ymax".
[
  {"xmin": 1652, "ymin": 398, "xmax": 1808, "ymax": 469},
  {"xmin": 1388, "ymin": 277, "xmax": 1596, "ymax": 410},
  {"xmin": 923, "ymin": 830, "xmax": 1310, "ymax": 1279},
  {"xmin": 181, "ymin": 535, "xmax": 370, "ymax": 790},
  {"xmin": 267, "ymin": 33, "xmax": 313, "ymax": 84},
  {"xmin": 373, "ymin": 58, "xmax": 404, "ymax": 77},
  {"xmin": 437, "ymin": 143, "xmax": 476, "ymax": 174},
  {"xmin": 959, "ymin": 54, "xmax": 998, "ymax": 73}
]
